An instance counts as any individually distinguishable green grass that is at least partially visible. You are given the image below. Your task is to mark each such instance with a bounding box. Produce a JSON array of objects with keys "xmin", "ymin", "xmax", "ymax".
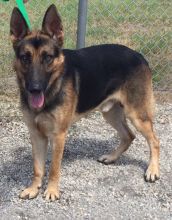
[{"xmin": 0, "ymin": 0, "xmax": 171, "ymax": 88}]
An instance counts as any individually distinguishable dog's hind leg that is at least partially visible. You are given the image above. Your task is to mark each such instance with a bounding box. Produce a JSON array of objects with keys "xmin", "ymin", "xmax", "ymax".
[
  {"xmin": 125, "ymin": 104, "xmax": 160, "ymax": 182},
  {"xmin": 123, "ymin": 67, "xmax": 160, "ymax": 182},
  {"xmin": 98, "ymin": 102, "xmax": 135, "ymax": 164},
  {"xmin": 122, "ymin": 65, "xmax": 160, "ymax": 182}
]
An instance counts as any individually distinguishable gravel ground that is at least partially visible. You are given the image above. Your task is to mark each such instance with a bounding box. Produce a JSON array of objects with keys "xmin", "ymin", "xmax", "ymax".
[{"xmin": 0, "ymin": 92, "xmax": 172, "ymax": 219}]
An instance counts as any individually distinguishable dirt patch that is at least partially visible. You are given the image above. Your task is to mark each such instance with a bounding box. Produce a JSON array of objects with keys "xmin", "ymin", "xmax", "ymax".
[{"xmin": 155, "ymin": 91, "xmax": 172, "ymax": 104}]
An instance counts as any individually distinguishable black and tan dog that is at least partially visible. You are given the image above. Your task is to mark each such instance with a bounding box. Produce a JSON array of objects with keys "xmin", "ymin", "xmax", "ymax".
[{"xmin": 10, "ymin": 4, "xmax": 160, "ymax": 201}]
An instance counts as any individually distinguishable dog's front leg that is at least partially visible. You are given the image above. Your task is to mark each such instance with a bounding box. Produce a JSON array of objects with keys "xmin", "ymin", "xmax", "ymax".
[
  {"xmin": 44, "ymin": 131, "xmax": 66, "ymax": 201},
  {"xmin": 20, "ymin": 129, "xmax": 48, "ymax": 199}
]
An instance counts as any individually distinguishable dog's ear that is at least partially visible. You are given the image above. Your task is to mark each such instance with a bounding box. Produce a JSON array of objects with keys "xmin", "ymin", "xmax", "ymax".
[
  {"xmin": 42, "ymin": 4, "xmax": 64, "ymax": 47},
  {"xmin": 10, "ymin": 7, "xmax": 30, "ymax": 45}
]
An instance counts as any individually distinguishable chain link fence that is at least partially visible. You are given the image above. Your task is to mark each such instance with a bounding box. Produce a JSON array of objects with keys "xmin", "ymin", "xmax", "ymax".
[
  {"xmin": 87, "ymin": 0, "xmax": 172, "ymax": 90},
  {"xmin": 0, "ymin": 0, "xmax": 171, "ymax": 90}
]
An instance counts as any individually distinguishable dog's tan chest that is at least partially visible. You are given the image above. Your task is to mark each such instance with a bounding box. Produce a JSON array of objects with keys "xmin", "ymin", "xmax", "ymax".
[{"xmin": 34, "ymin": 113, "xmax": 58, "ymax": 137}]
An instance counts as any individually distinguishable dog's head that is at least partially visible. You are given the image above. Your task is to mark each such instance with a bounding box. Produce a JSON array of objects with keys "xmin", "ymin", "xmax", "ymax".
[{"xmin": 10, "ymin": 4, "xmax": 64, "ymax": 111}]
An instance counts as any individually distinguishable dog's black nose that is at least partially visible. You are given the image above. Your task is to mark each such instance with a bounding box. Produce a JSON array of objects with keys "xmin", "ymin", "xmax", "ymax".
[{"xmin": 28, "ymin": 82, "xmax": 42, "ymax": 93}]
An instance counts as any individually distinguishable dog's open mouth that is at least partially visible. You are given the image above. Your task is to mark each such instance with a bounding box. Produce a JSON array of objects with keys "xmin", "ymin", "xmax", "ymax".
[{"xmin": 29, "ymin": 92, "xmax": 45, "ymax": 110}]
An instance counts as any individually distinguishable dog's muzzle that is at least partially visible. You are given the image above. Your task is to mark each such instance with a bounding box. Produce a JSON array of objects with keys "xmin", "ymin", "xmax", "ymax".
[{"xmin": 27, "ymin": 82, "xmax": 45, "ymax": 110}]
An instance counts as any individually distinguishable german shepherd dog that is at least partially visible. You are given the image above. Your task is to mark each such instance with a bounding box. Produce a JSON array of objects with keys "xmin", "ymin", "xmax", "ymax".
[{"xmin": 10, "ymin": 4, "xmax": 160, "ymax": 201}]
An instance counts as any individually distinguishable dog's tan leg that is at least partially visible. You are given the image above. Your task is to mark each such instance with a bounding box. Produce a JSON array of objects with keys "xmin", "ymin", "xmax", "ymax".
[
  {"xmin": 128, "ymin": 112, "xmax": 160, "ymax": 182},
  {"xmin": 121, "ymin": 66, "xmax": 160, "ymax": 182},
  {"xmin": 98, "ymin": 103, "xmax": 135, "ymax": 164},
  {"xmin": 20, "ymin": 129, "xmax": 48, "ymax": 199},
  {"xmin": 43, "ymin": 131, "xmax": 66, "ymax": 201}
]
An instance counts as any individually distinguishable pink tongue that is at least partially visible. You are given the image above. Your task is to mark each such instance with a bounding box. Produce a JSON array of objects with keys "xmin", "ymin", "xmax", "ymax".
[{"xmin": 30, "ymin": 92, "xmax": 44, "ymax": 109}]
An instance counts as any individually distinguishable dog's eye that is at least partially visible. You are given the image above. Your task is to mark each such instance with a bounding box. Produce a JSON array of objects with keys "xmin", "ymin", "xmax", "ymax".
[
  {"xmin": 20, "ymin": 54, "xmax": 31, "ymax": 64},
  {"xmin": 44, "ymin": 54, "xmax": 54, "ymax": 63}
]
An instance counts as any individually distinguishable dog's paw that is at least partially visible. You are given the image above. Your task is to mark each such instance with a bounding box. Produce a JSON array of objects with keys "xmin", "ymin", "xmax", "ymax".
[
  {"xmin": 19, "ymin": 186, "xmax": 39, "ymax": 199},
  {"xmin": 144, "ymin": 164, "xmax": 160, "ymax": 182},
  {"xmin": 97, "ymin": 154, "xmax": 116, "ymax": 165},
  {"xmin": 43, "ymin": 187, "xmax": 59, "ymax": 202}
]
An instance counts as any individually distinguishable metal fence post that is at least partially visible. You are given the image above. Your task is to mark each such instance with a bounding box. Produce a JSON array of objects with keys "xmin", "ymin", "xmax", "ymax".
[{"xmin": 76, "ymin": 0, "xmax": 88, "ymax": 49}]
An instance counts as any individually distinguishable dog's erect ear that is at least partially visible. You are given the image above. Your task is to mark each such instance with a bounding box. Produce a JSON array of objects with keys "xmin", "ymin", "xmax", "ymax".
[
  {"xmin": 10, "ymin": 7, "xmax": 30, "ymax": 45},
  {"xmin": 42, "ymin": 4, "xmax": 64, "ymax": 47}
]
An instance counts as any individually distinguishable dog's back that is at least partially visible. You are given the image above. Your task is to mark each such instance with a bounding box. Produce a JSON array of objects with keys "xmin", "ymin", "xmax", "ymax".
[{"xmin": 63, "ymin": 44, "xmax": 150, "ymax": 113}]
